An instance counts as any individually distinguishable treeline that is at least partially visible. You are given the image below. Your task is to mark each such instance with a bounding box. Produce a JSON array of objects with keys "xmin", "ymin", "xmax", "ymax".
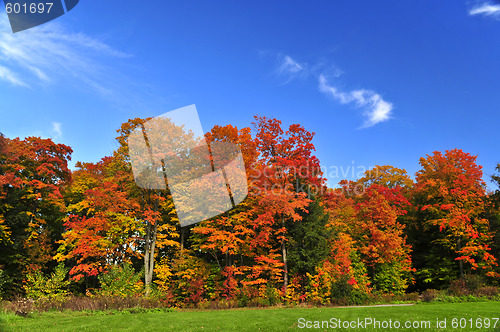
[{"xmin": 0, "ymin": 116, "xmax": 499, "ymax": 306}]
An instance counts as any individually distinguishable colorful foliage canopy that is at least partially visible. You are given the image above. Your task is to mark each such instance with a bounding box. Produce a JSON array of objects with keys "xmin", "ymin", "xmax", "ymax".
[
  {"xmin": 0, "ymin": 121, "xmax": 498, "ymax": 304},
  {"xmin": 413, "ymin": 149, "xmax": 498, "ymax": 286}
]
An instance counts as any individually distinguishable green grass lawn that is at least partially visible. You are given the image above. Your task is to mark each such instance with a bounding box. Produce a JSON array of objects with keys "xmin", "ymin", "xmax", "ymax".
[{"xmin": 1, "ymin": 301, "xmax": 500, "ymax": 331}]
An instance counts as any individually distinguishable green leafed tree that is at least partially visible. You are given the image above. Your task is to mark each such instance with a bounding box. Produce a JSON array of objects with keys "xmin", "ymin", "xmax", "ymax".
[{"xmin": 287, "ymin": 194, "xmax": 331, "ymax": 278}]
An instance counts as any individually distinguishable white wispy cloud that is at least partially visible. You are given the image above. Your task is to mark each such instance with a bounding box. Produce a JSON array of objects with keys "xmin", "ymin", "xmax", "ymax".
[
  {"xmin": 0, "ymin": 64, "xmax": 26, "ymax": 86},
  {"xmin": 0, "ymin": 15, "xmax": 130, "ymax": 92},
  {"xmin": 274, "ymin": 54, "xmax": 307, "ymax": 84},
  {"xmin": 468, "ymin": 2, "xmax": 500, "ymax": 17},
  {"xmin": 269, "ymin": 53, "xmax": 394, "ymax": 128},
  {"xmin": 319, "ymin": 75, "xmax": 393, "ymax": 128},
  {"xmin": 279, "ymin": 55, "xmax": 304, "ymax": 74},
  {"xmin": 52, "ymin": 122, "xmax": 62, "ymax": 139}
]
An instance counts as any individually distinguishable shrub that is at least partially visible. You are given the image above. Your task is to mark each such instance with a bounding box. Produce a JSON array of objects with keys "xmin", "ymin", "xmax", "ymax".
[
  {"xmin": 421, "ymin": 289, "xmax": 440, "ymax": 302},
  {"xmin": 153, "ymin": 258, "xmax": 172, "ymax": 293},
  {"xmin": 0, "ymin": 269, "xmax": 7, "ymax": 300},
  {"xmin": 474, "ymin": 286, "xmax": 499, "ymax": 298},
  {"xmin": 368, "ymin": 292, "xmax": 419, "ymax": 304},
  {"xmin": 449, "ymin": 279, "xmax": 469, "ymax": 296},
  {"xmin": 330, "ymin": 275, "xmax": 368, "ymax": 306},
  {"xmin": 197, "ymin": 299, "xmax": 238, "ymax": 310},
  {"xmin": 284, "ymin": 276, "xmax": 305, "ymax": 305},
  {"xmin": 265, "ymin": 282, "xmax": 281, "ymax": 306},
  {"xmin": 98, "ymin": 263, "xmax": 143, "ymax": 297},
  {"xmin": 169, "ymin": 254, "xmax": 211, "ymax": 305},
  {"xmin": 32, "ymin": 295, "xmax": 166, "ymax": 312},
  {"xmin": 24, "ymin": 263, "xmax": 70, "ymax": 300},
  {"xmin": 448, "ymin": 275, "xmax": 486, "ymax": 296},
  {"xmin": 6, "ymin": 298, "xmax": 35, "ymax": 317},
  {"xmin": 372, "ymin": 262, "xmax": 412, "ymax": 295},
  {"xmin": 464, "ymin": 275, "xmax": 485, "ymax": 291},
  {"xmin": 400, "ymin": 292, "xmax": 420, "ymax": 302},
  {"xmin": 0, "ymin": 295, "xmax": 169, "ymax": 313}
]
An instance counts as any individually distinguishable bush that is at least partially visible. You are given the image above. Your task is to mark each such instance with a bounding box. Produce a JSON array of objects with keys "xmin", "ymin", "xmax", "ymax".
[
  {"xmin": 421, "ymin": 289, "xmax": 440, "ymax": 302},
  {"xmin": 464, "ymin": 275, "xmax": 485, "ymax": 291},
  {"xmin": 265, "ymin": 283, "xmax": 281, "ymax": 306},
  {"xmin": 24, "ymin": 263, "xmax": 70, "ymax": 300},
  {"xmin": 98, "ymin": 263, "xmax": 143, "ymax": 297},
  {"xmin": 369, "ymin": 292, "xmax": 420, "ymax": 304},
  {"xmin": 330, "ymin": 275, "xmax": 368, "ymax": 306},
  {"xmin": 197, "ymin": 299, "xmax": 238, "ymax": 310},
  {"xmin": 0, "ymin": 269, "xmax": 7, "ymax": 300},
  {"xmin": 34, "ymin": 295, "xmax": 166, "ymax": 312},
  {"xmin": 0, "ymin": 295, "xmax": 169, "ymax": 313},
  {"xmin": 3, "ymin": 298, "xmax": 35, "ymax": 317},
  {"xmin": 169, "ymin": 254, "xmax": 211, "ymax": 305},
  {"xmin": 449, "ymin": 279, "xmax": 469, "ymax": 296},
  {"xmin": 372, "ymin": 262, "xmax": 412, "ymax": 295},
  {"xmin": 474, "ymin": 286, "xmax": 499, "ymax": 298},
  {"xmin": 449, "ymin": 275, "xmax": 486, "ymax": 296}
]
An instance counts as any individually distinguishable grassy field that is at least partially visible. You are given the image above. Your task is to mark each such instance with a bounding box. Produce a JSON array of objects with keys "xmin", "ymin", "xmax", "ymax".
[{"xmin": 1, "ymin": 301, "xmax": 500, "ymax": 331}]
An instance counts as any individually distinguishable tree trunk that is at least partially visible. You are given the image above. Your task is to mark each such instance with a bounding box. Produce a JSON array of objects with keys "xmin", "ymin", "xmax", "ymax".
[
  {"xmin": 144, "ymin": 220, "xmax": 152, "ymax": 295},
  {"xmin": 372, "ymin": 265, "xmax": 376, "ymax": 286},
  {"xmin": 144, "ymin": 193, "xmax": 160, "ymax": 296},
  {"xmin": 144, "ymin": 220, "xmax": 158, "ymax": 295},
  {"xmin": 282, "ymin": 215, "xmax": 288, "ymax": 291},
  {"xmin": 180, "ymin": 227, "xmax": 185, "ymax": 251},
  {"xmin": 457, "ymin": 238, "xmax": 464, "ymax": 282}
]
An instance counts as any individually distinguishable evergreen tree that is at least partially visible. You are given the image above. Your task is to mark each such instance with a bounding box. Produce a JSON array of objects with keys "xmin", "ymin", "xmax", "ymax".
[{"xmin": 287, "ymin": 195, "xmax": 331, "ymax": 277}]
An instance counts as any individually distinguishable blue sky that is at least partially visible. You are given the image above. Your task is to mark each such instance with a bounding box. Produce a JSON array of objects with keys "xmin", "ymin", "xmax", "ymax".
[{"xmin": 1, "ymin": 1, "xmax": 499, "ymax": 189}]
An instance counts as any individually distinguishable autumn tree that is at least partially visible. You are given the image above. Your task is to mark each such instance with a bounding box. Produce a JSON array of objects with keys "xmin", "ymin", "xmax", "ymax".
[
  {"xmin": 357, "ymin": 165, "xmax": 414, "ymax": 190},
  {"xmin": 0, "ymin": 133, "xmax": 10, "ymax": 247},
  {"xmin": 413, "ymin": 149, "xmax": 498, "ymax": 289},
  {"xmin": 493, "ymin": 164, "xmax": 500, "ymax": 190},
  {"xmin": 0, "ymin": 133, "xmax": 5, "ymax": 154},
  {"xmin": 194, "ymin": 117, "xmax": 325, "ymax": 296},
  {"xmin": 55, "ymin": 155, "xmax": 142, "ymax": 284},
  {"xmin": 58, "ymin": 117, "xmax": 182, "ymax": 294},
  {"xmin": 353, "ymin": 184, "xmax": 413, "ymax": 293},
  {"xmin": 306, "ymin": 189, "xmax": 370, "ymax": 302},
  {"xmin": 250, "ymin": 116, "xmax": 322, "ymax": 290},
  {"xmin": 487, "ymin": 163, "xmax": 500, "ymax": 275},
  {"xmin": 192, "ymin": 124, "xmax": 257, "ymax": 271},
  {"xmin": 116, "ymin": 117, "xmax": 183, "ymax": 294},
  {"xmin": 0, "ymin": 137, "xmax": 72, "ymax": 294}
]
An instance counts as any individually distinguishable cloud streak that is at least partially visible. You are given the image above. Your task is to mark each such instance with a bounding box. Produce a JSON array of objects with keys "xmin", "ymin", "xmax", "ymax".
[
  {"xmin": 274, "ymin": 54, "xmax": 307, "ymax": 84},
  {"xmin": 52, "ymin": 122, "xmax": 62, "ymax": 139},
  {"xmin": 0, "ymin": 64, "xmax": 26, "ymax": 86},
  {"xmin": 468, "ymin": 2, "xmax": 500, "ymax": 18},
  {"xmin": 278, "ymin": 55, "xmax": 304, "ymax": 75},
  {"xmin": 0, "ymin": 15, "xmax": 130, "ymax": 93},
  {"xmin": 319, "ymin": 75, "xmax": 393, "ymax": 128},
  {"xmin": 271, "ymin": 54, "xmax": 394, "ymax": 128}
]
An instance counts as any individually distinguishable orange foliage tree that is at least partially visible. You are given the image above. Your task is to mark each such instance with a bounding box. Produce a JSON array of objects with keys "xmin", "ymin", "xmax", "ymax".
[
  {"xmin": 55, "ymin": 155, "xmax": 141, "ymax": 282},
  {"xmin": 353, "ymin": 184, "xmax": 414, "ymax": 293},
  {"xmin": 0, "ymin": 136, "xmax": 72, "ymax": 293},
  {"xmin": 413, "ymin": 149, "xmax": 498, "ymax": 285},
  {"xmin": 249, "ymin": 116, "xmax": 322, "ymax": 291}
]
